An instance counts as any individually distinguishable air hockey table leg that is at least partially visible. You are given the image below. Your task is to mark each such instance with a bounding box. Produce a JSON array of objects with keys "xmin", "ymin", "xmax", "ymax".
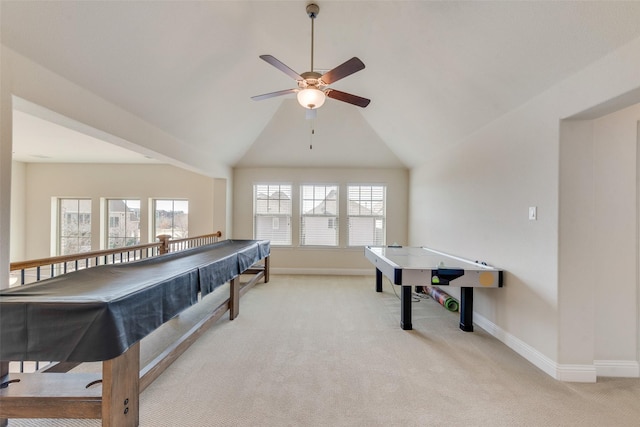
[
  {"xmin": 400, "ymin": 285, "xmax": 412, "ymax": 330},
  {"xmin": 375, "ymin": 269, "xmax": 383, "ymax": 292},
  {"xmin": 459, "ymin": 287, "xmax": 474, "ymax": 332}
]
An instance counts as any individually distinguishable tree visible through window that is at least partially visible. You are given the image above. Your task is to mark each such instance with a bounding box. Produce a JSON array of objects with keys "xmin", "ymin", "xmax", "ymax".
[
  {"xmin": 254, "ymin": 184, "xmax": 292, "ymax": 245},
  {"xmin": 300, "ymin": 184, "xmax": 338, "ymax": 246},
  {"xmin": 154, "ymin": 200, "xmax": 188, "ymax": 239},
  {"xmin": 348, "ymin": 185, "xmax": 386, "ymax": 246},
  {"xmin": 107, "ymin": 199, "xmax": 141, "ymax": 248},
  {"xmin": 58, "ymin": 198, "xmax": 92, "ymax": 255}
]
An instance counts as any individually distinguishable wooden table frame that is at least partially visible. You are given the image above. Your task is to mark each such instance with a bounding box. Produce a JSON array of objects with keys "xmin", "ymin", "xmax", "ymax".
[{"xmin": 0, "ymin": 257, "xmax": 269, "ymax": 427}]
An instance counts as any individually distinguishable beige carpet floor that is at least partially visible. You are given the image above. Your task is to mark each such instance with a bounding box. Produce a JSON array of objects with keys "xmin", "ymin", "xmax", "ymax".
[{"xmin": 7, "ymin": 275, "xmax": 640, "ymax": 426}]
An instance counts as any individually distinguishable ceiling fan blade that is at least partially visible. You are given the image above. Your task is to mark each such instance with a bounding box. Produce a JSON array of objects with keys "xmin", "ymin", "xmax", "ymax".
[
  {"xmin": 320, "ymin": 57, "xmax": 365, "ymax": 85},
  {"xmin": 326, "ymin": 89, "xmax": 370, "ymax": 108},
  {"xmin": 251, "ymin": 88, "xmax": 297, "ymax": 101},
  {"xmin": 259, "ymin": 55, "xmax": 303, "ymax": 80}
]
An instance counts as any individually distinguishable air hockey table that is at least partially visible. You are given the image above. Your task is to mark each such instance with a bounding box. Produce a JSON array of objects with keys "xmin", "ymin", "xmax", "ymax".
[{"xmin": 364, "ymin": 246, "xmax": 503, "ymax": 331}]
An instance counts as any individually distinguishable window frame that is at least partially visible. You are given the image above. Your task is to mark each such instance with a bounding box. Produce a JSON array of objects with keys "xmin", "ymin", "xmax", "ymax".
[
  {"xmin": 253, "ymin": 183, "xmax": 293, "ymax": 246},
  {"xmin": 346, "ymin": 184, "xmax": 387, "ymax": 247},
  {"xmin": 57, "ymin": 198, "xmax": 92, "ymax": 255},
  {"xmin": 153, "ymin": 199, "xmax": 189, "ymax": 240},
  {"xmin": 105, "ymin": 199, "xmax": 141, "ymax": 249},
  {"xmin": 299, "ymin": 183, "xmax": 339, "ymax": 247}
]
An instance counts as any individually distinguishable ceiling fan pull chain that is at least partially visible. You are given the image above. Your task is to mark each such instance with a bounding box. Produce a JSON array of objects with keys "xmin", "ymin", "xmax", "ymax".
[{"xmin": 310, "ymin": 122, "xmax": 315, "ymax": 150}]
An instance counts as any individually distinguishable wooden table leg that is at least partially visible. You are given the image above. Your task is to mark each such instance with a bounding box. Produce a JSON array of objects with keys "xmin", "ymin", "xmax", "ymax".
[
  {"xmin": 229, "ymin": 276, "xmax": 240, "ymax": 320},
  {"xmin": 102, "ymin": 342, "xmax": 140, "ymax": 427},
  {"xmin": 264, "ymin": 256, "xmax": 270, "ymax": 283}
]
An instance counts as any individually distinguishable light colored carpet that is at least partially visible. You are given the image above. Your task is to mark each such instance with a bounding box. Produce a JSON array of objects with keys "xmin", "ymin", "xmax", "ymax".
[{"xmin": 8, "ymin": 275, "xmax": 640, "ymax": 426}]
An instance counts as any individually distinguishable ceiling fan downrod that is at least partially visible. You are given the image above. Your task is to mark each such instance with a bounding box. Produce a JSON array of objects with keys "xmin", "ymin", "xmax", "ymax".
[{"xmin": 307, "ymin": 3, "xmax": 319, "ymax": 72}]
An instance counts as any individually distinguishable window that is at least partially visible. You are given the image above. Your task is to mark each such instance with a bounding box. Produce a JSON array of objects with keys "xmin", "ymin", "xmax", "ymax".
[
  {"xmin": 347, "ymin": 185, "xmax": 386, "ymax": 246},
  {"xmin": 300, "ymin": 184, "xmax": 338, "ymax": 246},
  {"xmin": 107, "ymin": 199, "xmax": 141, "ymax": 249},
  {"xmin": 154, "ymin": 199, "xmax": 188, "ymax": 239},
  {"xmin": 254, "ymin": 184, "xmax": 292, "ymax": 245},
  {"xmin": 58, "ymin": 198, "xmax": 92, "ymax": 255}
]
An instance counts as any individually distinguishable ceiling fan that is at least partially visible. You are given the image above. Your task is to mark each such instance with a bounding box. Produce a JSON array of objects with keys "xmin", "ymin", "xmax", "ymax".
[{"xmin": 251, "ymin": 3, "xmax": 370, "ymax": 117}]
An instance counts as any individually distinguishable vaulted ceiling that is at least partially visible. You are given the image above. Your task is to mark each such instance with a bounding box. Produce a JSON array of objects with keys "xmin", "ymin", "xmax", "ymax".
[{"xmin": 4, "ymin": 1, "xmax": 640, "ymax": 171}]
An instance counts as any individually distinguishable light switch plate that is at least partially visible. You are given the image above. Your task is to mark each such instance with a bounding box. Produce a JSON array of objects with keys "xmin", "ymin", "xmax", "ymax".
[{"xmin": 528, "ymin": 206, "xmax": 537, "ymax": 220}]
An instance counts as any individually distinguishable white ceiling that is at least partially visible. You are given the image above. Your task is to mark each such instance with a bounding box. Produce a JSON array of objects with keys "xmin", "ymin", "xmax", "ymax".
[
  {"xmin": 4, "ymin": 1, "xmax": 640, "ymax": 170},
  {"xmin": 12, "ymin": 109, "xmax": 161, "ymax": 164}
]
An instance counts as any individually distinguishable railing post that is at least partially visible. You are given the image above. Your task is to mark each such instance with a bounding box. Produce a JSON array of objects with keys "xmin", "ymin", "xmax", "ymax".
[{"xmin": 157, "ymin": 234, "xmax": 172, "ymax": 255}]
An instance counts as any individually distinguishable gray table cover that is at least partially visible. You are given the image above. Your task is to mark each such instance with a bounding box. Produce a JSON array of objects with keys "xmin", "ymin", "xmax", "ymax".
[{"xmin": 0, "ymin": 239, "xmax": 270, "ymax": 362}]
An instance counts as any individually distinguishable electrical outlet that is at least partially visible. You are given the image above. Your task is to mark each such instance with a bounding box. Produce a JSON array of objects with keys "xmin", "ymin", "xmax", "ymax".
[{"xmin": 528, "ymin": 206, "xmax": 537, "ymax": 221}]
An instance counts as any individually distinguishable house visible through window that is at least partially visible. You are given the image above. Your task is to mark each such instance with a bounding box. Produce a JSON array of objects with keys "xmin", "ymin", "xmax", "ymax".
[
  {"xmin": 107, "ymin": 199, "xmax": 141, "ymax": 248},
  {"xmin": 58, "ymin": 198, "xmax": 92, "ymax": 255},
  {"xmin": 300, "ymin": 184, "xmax": 338, "ymax": 246},
  {"xmin": 254, "ymin": 184, "xmax": 292, "ymax": 245},
  {"xmin": 154, "ymin": 199, "xmax": 188, "ymax": 239},
  {"xmin": 347, "ymin": 185, "xmax": 386, "ymax": 246}
]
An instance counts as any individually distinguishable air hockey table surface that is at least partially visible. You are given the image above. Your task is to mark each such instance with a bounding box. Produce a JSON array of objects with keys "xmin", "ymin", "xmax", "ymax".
[{"xmin": 364, "ymin": 245, "xmax": 503, "ymax": 331}]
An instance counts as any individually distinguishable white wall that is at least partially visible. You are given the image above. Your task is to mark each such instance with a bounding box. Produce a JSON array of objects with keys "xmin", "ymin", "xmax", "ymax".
[
  {"xmin": 213, "ymin": 178, "xmax": 230, "ymax": 239},
  {"xmin": 593, "ymin": 105, "xmax": 639, "ymax": 366},
  {"xmin": 16, "ymin": 163, "xmax": 217, "ymax": 261},
  {"xmin": 233, "ymin": 167, "xmax": 408, "ymax": 274},
  {"xmin": 560, "ymin": 103, "xmax": 640, "ymax": 376},
  {"xmin": 410, "ymin": 36, "xmax": 640, "ymax": 381},
  {"xmin": 0, "ymin": 49, "xmax": 12, "ymax": 288},
  {"xmin": 558, "ymin": 120, "xmax": 597, "ymax": 370},
  {"xmin": 9, "ymin": 161, "xmax": 26, "ymax": 261},
  {"xmin": 410, "ymin": 104, "xmax": 561, "ymax": 363}
]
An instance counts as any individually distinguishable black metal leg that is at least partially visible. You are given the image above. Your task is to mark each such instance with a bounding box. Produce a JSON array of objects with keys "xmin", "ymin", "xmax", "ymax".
[
  {"xmin": 401, "ymin": 285, "xmax": 412, "ymax": 330},
  {"xmin": 459, "ymin": 287, "xmax": 474, "ymax": 332},
  {"xmin": 375, "ymin": 268, "xmax": 383, "ymax": 292}
]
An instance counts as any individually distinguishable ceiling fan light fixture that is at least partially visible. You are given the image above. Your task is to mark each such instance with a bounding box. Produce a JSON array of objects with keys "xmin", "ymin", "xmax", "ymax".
[
  {"xmin": 297, "ymin": 88, "xmax": 326, "ymax": 109},
  {"xmin": 252, "ymin": 3, "xmax": 370, "ymax": 111}
]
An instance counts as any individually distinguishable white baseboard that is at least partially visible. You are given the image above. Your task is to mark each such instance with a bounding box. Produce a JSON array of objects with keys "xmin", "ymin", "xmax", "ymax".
[
  {"xmin": 270, "ymin": 268, "xmax": 373, "ymax": 276},
  {"xmin": 594, "ymin": 360, "xmax": 640, "ymax": 377},
  {"xmin": 474, "ymin": 312, "xmax": 597, "ymax": 383},
  {"xmin": 555, "ymin": 364, "xmax": 597, "ymax": 383}
]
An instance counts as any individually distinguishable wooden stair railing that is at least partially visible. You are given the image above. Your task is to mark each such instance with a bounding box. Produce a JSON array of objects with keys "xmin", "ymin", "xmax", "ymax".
[
  {"xmin": 9, "ymin": 232, "xmax": 222, "ymax": 286},
  {"xmin": 10, "ymin": 243, "xmax": 162, "ymax": 286},
  {"xmin": 157, "ymin": 231, "xmax": 222, "ymax": 254}
]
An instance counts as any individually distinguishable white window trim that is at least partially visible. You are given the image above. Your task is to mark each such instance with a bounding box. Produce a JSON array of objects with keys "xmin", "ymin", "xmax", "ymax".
[
  {"xmin": 346, "ymin": 184, "xmax": 387, "ymax": 247},
  {"xmin": 253, "ymin": 183, "xmax": 293, "ymax": 246},
  {"xmin": 300, "ymin": 183, "xmax": 339, "ymax": 247}
]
